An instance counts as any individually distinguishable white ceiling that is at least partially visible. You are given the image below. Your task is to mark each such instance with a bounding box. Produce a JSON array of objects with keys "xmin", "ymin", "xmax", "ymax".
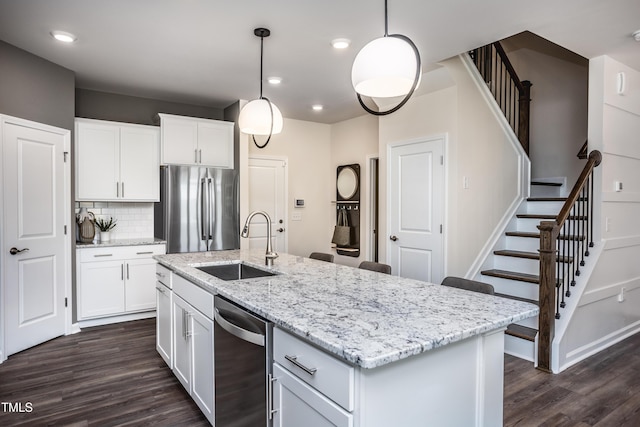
[{"xmin": 0, "ymin": 0, "xmax": 638, "ymax": 124}]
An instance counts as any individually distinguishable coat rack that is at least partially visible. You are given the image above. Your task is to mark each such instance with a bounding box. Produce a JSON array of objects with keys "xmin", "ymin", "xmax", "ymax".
[{"xmin": 332, "ymin": 164, "xmax": 360, "ymax": 257}]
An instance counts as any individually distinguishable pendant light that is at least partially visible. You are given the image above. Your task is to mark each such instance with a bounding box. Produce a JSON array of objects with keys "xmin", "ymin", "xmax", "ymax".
[
  {"xmin": 239, "ymin": 28, "xmax": 283, "ymax": 148},
  {"xmin": 351, "ymin": 0, "xmax": 421, "ymax": 116}
]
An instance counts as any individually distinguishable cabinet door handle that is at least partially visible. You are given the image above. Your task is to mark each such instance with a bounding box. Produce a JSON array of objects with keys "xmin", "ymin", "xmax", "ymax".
[
  {"xmin": 195, "ymin": 149, "xmax": 198, "ymax": 163},
  {"xmin": 94, "ymin": 253, "xmax": 113, "ymax": 257},
  {"xmin": 137, "ymin": 251, "xmax": 154, "ymax": 255},
  {"xmin": 185, "ymin": 312, "xmax": 193, "ymax": 338},
  {"xmin": 121, "ymin": 182, "xmax": 124, "ymax": 198},
  {"xmin": 121, "ymin": 264, "xmax": 124, "ymax": 280},
  {"xmin": 116, "ymin": 182, "xmax": 120, "ymax": 197},
  {"xmin": 126, "ymin": 263, "xmax": 129, "ymax": 280},
  {"xmin": 156, "ymin": 286, "xmax": 166, "ymax": 294},
  {"xmin": 268, "ymin": 374, "xmax": 278, "ymax": 420},
  {"xmin": 155, "ymin": 272, "xmax": 165, "ymax": 277},
  {"xmin": 284, "ymin": 354, "xmax": 317, "ymax": 376},
  {"xmin": 198, "ymin": 149, "xmax": 202, "ymax": 163}
]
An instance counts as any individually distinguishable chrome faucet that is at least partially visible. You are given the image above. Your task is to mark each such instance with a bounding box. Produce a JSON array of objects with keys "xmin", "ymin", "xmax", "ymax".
[{"xmin": 241, "ymin": 210, "xmax": 278, "ymax": 266}]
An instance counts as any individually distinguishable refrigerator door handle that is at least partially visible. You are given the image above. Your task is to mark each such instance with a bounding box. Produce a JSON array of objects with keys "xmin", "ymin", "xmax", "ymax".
[
  {"xmin": 208, "ymin": 177, "xmax": 215, "ymax": 242},
  {"xmin": 200, "ymin": 177, "xmax": 207, "ymax": 241}
]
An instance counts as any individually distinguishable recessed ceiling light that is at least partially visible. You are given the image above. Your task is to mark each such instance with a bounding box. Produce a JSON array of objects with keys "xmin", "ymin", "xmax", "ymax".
[
  {"xmin": 267, "ymin": 77, "xmax": 282, "ymax": 85},
  {"xmin": 331, "ymin": 38, "xmax": 351, "ymax": 49},
  {"xmin": 312, "ymin": 105, "xmax": 323, "ymax": 111},
  {"xmin": 51, "ymin": 30, "xmax": 77, "ymax": 43}
]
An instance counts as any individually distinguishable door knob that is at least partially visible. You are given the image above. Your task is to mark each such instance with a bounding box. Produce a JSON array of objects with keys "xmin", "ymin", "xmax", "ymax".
[
  {"xmin": 389, "ymin": 235, "xmax": 398, "ymax": 241},
  {"xmin": 10, "ymin": 247, "xmax": 29, "ymax": 255},
  {"xmin": 277, "ymin": 228, "xmax": 285, "ymax": 233}
]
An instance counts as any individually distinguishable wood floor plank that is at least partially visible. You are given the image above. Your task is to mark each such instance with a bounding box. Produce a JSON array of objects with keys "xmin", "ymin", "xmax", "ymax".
[
  {"xmin": 0, "ymin": 319, "xmax": 208, "ymax": 427},
  {"xmin": 3, "ymin": 316, "xmax": 640, "ymax": 426}
]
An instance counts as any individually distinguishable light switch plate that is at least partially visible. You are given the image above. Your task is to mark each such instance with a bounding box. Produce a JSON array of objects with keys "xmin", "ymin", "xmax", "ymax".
[{"xmin": 292, "ymin": 212, "xmax": 302, "ymax": 221}]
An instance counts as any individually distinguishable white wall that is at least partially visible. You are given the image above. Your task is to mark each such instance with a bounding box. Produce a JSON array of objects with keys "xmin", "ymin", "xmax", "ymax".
[
  {"xmin": 507, "ymin": 48, "xmax": 588, "ymax": 185},
  {"xmin": 247, "ymin": 117, "xmax": 333, "ymax": 258},
  {"xmin": 557, "ymin": 56, "xmax": 640, "ymax": 371},
  {"xmin": 379, "ymin": 56, "xmax": 526, "ymax": 278},
  {"xmin": 330, "ymin": 115, "xmax": 379, "ymax": 267}
]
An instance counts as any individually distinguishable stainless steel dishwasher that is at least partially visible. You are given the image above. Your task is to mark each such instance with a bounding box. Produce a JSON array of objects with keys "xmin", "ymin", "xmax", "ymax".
[{"xmin": 214, "ymin": 295, "xmax": 273, "ymax": 427}]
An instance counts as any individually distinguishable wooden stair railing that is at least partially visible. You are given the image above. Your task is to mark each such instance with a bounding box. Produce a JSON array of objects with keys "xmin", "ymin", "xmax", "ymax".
[
  {"xmin": 537, "ymin": 150, "xmax": 602, "ymax": 372},
  {"xmin": 470, "ymin": 42, "xmax": 532, "ymax": 155},
  {"xmin": 577, "ymin": 140, "xmax": 588, "ymax": 159}
]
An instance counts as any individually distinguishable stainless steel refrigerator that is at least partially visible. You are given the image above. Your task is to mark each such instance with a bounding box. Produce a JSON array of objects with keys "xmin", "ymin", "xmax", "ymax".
[{"xmin": 154, "ymin": 165, "xmax": 240, "ymax": 253}]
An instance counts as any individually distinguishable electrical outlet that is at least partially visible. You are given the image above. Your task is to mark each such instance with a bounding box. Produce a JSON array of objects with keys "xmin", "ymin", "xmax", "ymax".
[
  {"xmin": 292, "ymin": 212, "xmax": 302, "ymax": 221},
  {"xmin": 463, "ymin": 176, "xmax": 470, "ymax": 189},
  {"xmin": 606, "ymin": 217, "xmax": 611, "ymax": 232}
]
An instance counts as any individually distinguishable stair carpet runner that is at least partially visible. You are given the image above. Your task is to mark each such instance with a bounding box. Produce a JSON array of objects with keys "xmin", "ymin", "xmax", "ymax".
[{"xmin": 479, "ymin": 181, "xmax": 574, "ymax": 353}]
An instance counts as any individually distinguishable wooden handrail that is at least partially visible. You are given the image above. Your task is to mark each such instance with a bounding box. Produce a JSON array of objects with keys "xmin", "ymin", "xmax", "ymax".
[
  {"xmin": 470, "ymin": 42, "xmax": 531, "ymax": 155},
  {"xmin": 556, "ymin": 151, "xmax": 602, "ymax": 226},
  {"xmin": 577, "ymin": 140, "xmax": 588, "ymax": 159},
  {"xmin": 537, "ymin": 150, "xmax": 602, "ymax": 372},
  {"xmin": 493, "ymin": 42, "xmax": 526, "ymax": 92}
]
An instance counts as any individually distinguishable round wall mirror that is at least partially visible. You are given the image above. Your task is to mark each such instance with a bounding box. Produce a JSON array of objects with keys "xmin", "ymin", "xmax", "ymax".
[{"xmin": 337, "ymin": 166, "xmax": 358, "ymax": 199}]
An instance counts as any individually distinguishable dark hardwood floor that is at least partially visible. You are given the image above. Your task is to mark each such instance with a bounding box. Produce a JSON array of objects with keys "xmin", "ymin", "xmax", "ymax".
[
  {"xmin": 2, "ymin": 318, "xmax": 640, "ymax": 426},
  {"xmin": 504, "ymin": 332, "xmax": 640, "ymax": 426},
  {"xmin": 0, "ymin": 319, "xmax": 208, "ymax": 427}
]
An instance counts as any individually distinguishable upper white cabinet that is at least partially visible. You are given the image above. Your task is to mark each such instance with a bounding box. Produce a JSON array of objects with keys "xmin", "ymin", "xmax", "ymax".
[
  {"xmin": 158, "ymin": 113, "xmax": 234, "ymax": 168},
  {"xmin": 75, "ymin": 118, "xmax": 159, "ymax": 201}
]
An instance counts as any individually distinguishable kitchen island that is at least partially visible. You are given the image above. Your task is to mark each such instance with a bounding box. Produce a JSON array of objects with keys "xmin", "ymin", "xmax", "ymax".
[{"xmin": 155, "ymin": 249, "xmax": 538, "ymax": 426}]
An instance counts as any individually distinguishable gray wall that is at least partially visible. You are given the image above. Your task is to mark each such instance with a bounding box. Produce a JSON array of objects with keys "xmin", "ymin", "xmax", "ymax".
[
  {"xmin": 0, "ymin": 41, "xmax": 75, "ymax": 131},
  {"xmin": 76, "ymin": 88, "xmax": 224, "ymax": 126}
]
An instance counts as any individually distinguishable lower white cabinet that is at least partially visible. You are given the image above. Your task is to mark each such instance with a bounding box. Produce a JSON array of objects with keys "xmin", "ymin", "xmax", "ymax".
[
  {"xmin": 171, "ymin": 276, "xmax": 214, "ymax": 425},
  {"xmin": 272, "ymin": 363, "xmax": 353, "ymax": 427},
  {"xmin": 272, "ymin": 327, "xmax": 354, "ymax": 427},
  {"xmin": 77, "ymin": 244, "xmax": 166, "ymax": 321},
  {"xmin": 156, "ymin": 267, "xmax": 172, "ymax": 368}
]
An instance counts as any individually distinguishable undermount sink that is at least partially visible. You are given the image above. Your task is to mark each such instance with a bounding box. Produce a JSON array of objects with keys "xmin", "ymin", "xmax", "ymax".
[{"xmin": 195, "ymin": 262, "xmax": 277, "ymax": 281}]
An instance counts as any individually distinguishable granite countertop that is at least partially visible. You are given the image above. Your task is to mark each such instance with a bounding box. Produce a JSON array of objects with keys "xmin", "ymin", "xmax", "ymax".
[
  {"xmin": 76, "ymin": 237, "xmax": 166, "ymax": 249},
  {"xmin": 155, "ymin": 249, "xmax": 539, "ymax": 369}
]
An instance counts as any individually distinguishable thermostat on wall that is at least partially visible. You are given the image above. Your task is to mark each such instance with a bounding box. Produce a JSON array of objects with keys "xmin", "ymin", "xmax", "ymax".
[{"xmin": 295, "ymin": 199, "xmax": 305, "ymax": 208}]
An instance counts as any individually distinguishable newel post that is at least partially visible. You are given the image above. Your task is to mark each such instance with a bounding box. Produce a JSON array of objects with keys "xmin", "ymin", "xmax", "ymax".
[
  {"xmin": 518, "ymin": 80, "xmax": 532, "ymax": 156},
  {"xmin": 537, "ymin": 220, "xmax": 558, "ymax": 373}
]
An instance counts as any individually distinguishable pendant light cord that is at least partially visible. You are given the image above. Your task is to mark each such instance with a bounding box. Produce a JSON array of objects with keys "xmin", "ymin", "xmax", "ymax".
[
  {"xmin": 384, "ymin": 0, "xmax": 388, "ymax": 37},
  {"xmin": 259, "ymin": 35, "xmax": 264, "ymax": 99}
]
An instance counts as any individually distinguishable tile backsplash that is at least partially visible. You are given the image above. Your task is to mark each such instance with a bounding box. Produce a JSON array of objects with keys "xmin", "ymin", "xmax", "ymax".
[{"xmin": 75, "ymin": 202, "xmax": 155, "ymax": 242}]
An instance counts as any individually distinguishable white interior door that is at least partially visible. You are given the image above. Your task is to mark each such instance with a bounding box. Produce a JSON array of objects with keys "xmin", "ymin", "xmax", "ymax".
[
  {"xmin": 2, "ymin": 117, "xmax": 68, "ymax": 359},
  {"xmin": 248, "ymin": 157, "xmax": 287, "ymax": 253},
  {"xmin": 388, "ymin": 137, "xmax": 445, "ymax": 283}
]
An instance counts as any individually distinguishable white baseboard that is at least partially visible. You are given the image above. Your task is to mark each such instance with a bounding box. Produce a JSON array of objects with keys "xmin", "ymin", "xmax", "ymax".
[
  {"xmin": 77, "ymin": 311, "xmax": 156, "ymax": 329},
  {"xmin": 558, "ymin": 320, "xmax": 640, "ymax": 373}
]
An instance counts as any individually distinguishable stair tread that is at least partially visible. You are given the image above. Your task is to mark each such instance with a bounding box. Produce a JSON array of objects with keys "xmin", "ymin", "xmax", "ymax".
[
  {"xmin": 505, "ymin": 324, "xmax": 537, "ymax": 342},
  {"xmin": 493, "ymin": 249, "xmax": 573, "ymax": 264},
  {"xmin": 506, "ymin": 231, "xmax": 585, "ymax": 241},
  {"xmin": 495, "ymin": 292, "xmax": 538, "ymax": 306},
  {"xmin": 481, "ymin": 269, "xmax": 539, "ymax": 283},
  {"xmin": 531, "ymin": 181, "xmax": 562, "ymax": 187},
  {"xmin": 527, "ymin": 197, "xmax": 567, "ymax": 202},
  {"xmin": 517, "ymin": 214, "xmax": 587, "ymax": 220}
]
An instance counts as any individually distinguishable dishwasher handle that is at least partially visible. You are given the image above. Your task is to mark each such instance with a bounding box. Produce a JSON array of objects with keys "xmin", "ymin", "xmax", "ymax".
[{"xmin": 215, "ymin": 308, "xmax": 265, "ymax": 347}]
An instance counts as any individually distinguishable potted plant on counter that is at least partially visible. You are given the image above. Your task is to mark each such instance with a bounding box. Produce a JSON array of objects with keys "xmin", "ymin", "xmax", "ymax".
[{"xmin": 95, "ymin": 217, "xmax": 117, "ymax": 242}]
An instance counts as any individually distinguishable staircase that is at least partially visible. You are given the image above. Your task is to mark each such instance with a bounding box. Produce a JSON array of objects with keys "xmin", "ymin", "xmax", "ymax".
[{"xmin": 477, "ymin": 181, "xmax": 566, "ymax": 361}]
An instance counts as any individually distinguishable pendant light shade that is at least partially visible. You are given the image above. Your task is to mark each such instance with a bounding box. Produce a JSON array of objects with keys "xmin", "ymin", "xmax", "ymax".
[
  {"xmin": 239, "ymin": 27, "xmax": 282, "ymax": 148},
  {"xmin": 239, "ymin": 98, "xmax": 283, "ymax": 135},
  {"xmin": 351, "ymin": 0, "xmax": 421, "ymax": 116},
  {"xmin": 352, "ymin": 36, "xmax": 418, "ymax": 98}
]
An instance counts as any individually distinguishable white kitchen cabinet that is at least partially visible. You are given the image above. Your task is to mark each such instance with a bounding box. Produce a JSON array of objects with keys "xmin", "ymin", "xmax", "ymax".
[
  {"xmin": 273, "ymin": 327, "xmax": 354, "ymax": 427},
  {"xmin": 75, "ymin": 118, "xmax": 159, "ymax": 202},
  {"xmin": 272, "ymin": 364, "xmax": 353, "ymax": 427},
  {"xmin": 77, "ymin": 244, "xmax": 166, "ymax": 322},
  {"xmin": 159, "ymin": 113, "xmax": 234, "ymax": 168},
  {"xmin": 156, "ymin": 264, "xmax": 173, "ymax": 368},
  {"xmin": 171, "ymin": 275, "xmax": 215, "ymax": 424}
]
